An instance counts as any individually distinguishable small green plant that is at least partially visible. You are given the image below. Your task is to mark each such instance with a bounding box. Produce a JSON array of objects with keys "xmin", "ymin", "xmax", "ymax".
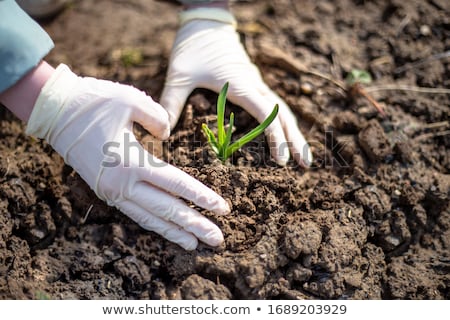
[
  {"xmin": 35, "ymin": 290, "xmax": 51, "ymax": 300},
  {"xmin": 346, "ymin": 69, "xmax": 385, "ymax": 116},
  {"xmin": 202, "ymin": 82, "xmax": 279, "ymax": 163},
  {"xmin": 345, "ymin": 69, "xmax": 372, "ymax": 86},
  {"xmin": 111, "ymin": 47, "xmax": 143, "ymax": 67}
]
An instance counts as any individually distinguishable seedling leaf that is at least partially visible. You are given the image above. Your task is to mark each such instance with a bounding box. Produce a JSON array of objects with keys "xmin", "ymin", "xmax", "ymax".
[
  {"xmin": 217, "ymin": 82, "xmax": 228, "ymax": 146},
  {"xmin": 346, "ymin": 69, "xmax": 372, "ymax": 85},
  {"xmin": 222, "ymin": 112, "xmax": 235, "ymax": 156},
  {"xmin": 226, "ymin": 104, "xmax": 279, "ymax": 159},
  {"xmin": 202, "ymin": 123, "xmax": 220, "ymax": 154},
  {"xmin": 202, "ymin": 83, "xmax": 279, "ymax": 163}
]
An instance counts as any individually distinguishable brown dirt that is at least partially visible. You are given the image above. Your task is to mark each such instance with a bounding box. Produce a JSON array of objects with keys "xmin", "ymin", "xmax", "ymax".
[{"xmin": 1, "ymin": 0, "xmax": 449, "ymax": 300}]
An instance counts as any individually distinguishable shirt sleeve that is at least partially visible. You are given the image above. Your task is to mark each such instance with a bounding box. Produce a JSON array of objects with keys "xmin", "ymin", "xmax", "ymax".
[{"xmin": 0, "ymin": 0, "xmax": 54, "ymax": 93}]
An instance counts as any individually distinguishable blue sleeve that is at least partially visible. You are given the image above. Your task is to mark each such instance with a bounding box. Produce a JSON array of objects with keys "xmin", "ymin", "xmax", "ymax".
[{"xmin": 0, "ymin": 0, "xmax": 54, "ymax": 93}]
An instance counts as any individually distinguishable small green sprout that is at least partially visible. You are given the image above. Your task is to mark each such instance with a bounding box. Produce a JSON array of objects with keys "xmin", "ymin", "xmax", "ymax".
[
  {"xmin": 345, "ymin": 69, "xmax": 373, "ymax": 86},
  {"xmin": 202, "ymin": 82, "xmax": 279, "ymax": 163},
  {"xmin": 345, "ymin": 69, "xmax": 385, "ymax": 115},
  {"xmin": 111, "ymin": 47, "xmax": 143, "ymax": 67},
  {"xmin": 35, "ymin": 290, "xmax": 51, "ymax": 300}
]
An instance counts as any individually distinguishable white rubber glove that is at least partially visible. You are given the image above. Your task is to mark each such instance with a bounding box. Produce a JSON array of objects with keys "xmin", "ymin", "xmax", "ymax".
[
  {"xmin": 160, "ymin": 8, "xmax": 312, "ymax": 167},
  {"xmin": 26, "ymin": 64, "xmax": 230, "ymax": 250}
]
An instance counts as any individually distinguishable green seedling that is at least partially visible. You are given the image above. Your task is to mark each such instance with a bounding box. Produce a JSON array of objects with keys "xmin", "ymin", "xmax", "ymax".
[
  {"xmin": 346, "ymin": 69, "xmax": 385, "ymax": 116},
  {"xmin": 345, "ymin": 69, "xmax": 372, "ymax": 86},
  {"xmin": 111, "ymin": 47, "xmax": 143, "ymax": 67},
  {"xmin": 202, "ymin": 82, "xmax": 279, "ymax": 163},
  {"xmin": 35, "ymin": 290, "xmax": 51, "ymax": 300}
]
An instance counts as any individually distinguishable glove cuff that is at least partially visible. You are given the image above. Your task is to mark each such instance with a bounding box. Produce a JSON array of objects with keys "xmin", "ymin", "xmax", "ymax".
[
  {"xmin": 179, "ymin": 8, "xmax": 237, "ymax": 29},
  {"xmin": 26, "ymin": 63, "xmax": 78, "ymax": 140}
]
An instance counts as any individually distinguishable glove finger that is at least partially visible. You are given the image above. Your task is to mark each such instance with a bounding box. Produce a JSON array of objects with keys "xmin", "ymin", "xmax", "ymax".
[
  {"xmin": 138, "ymin": 154, "xmax": 230, "ymax": 215},
  {"xmin": 225, "ymin": 88, "xmax": 290, "ymax": 166},
  {"xmin": 279, "ymin": 103, "xmax": 313, "ymax": 168},
  {"xmin": 160, "ymin": 83, "xmax": 194, "ymax": 130},
  {"xmin": 112, "ymin": 83, "xmax": 170, "ymax": 140},
  {"xmin": 131, "ymin": 95, "xmax": 171, "ymax": 141},
  {"xmin": 131, "ymin": 182, "xmax": 224, "ymax": 247},
  {"xmin": 263, "ymin": 90, "xmax": 313, "ymax": 167},
  {"xmin": 118, "ymin": 199, "xmax": 199, "ymax": 250}
]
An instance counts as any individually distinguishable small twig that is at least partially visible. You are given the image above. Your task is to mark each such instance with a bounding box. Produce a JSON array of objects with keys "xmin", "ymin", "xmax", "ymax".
[
  {"xmin": 394, "ymin": 50, "xmax": 450, "ymax": 74},
  {"xmin": 365, "ymin": 84, "xmax": 450, "ymax": 95},
  {"xmin": 256, "ymin": 41, "xmax": 347, "ymax": 91},
  {"xmin": 405, "ymin": 121, "xmax": 449, "ymax": 134},
  {"xmin": 2, "ymin": 157, "xmax": 10, "ymax": 178},
  {"xmin": 351, "ymin": 84, "xmax": 386, "ymax": 116},
  {"xmin": 418, "ymin": 121, "xmax": 449, "ymax": 131},
  {"xmin": 405, "ymin": 121, "xmax": 449, "ymax": 135},
  {"xmin": 414, "ymin": 130, "xmax": 450, "ymax": 142},
  {"xmin": 396, "ymin": 14, "xmax": 411, "ymax": 35},
  {"xmin": 331, "ymin": 52, "xmax": 342, "ymax": 81},
  {"xmin": 307, "ymin": 70, "xmax": 347, "ymax": 91},
  {"xmin": 81, "ymin": 204, "xmax": 94, "ymax": 224},
  {"xmin": 370, "ymin": 55, "xmax": 393, "ymax": 67}
]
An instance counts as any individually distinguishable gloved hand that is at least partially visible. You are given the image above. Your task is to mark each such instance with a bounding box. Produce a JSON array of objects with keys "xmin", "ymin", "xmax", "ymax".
[
  {"xmin": 160, "ymin": 8, "xmax": 312, "ymax": 167},
  {"xmin": 26, "ymin": 64, "xmax": 230, "ymax": 250}
]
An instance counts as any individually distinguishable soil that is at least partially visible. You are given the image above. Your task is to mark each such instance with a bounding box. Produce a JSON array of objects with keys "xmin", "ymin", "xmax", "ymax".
[{"xmin": 1, "ymin": 0, "xmax": 449, "ymax": 300}]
